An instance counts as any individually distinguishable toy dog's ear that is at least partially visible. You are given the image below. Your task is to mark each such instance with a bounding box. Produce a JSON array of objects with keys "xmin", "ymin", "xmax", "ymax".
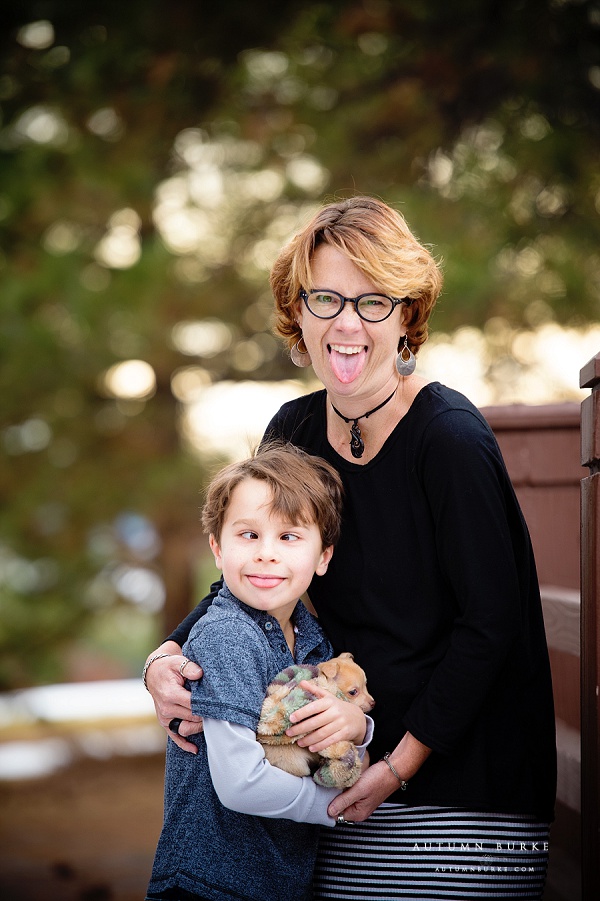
[
  {"xmin": 319, "ymin": 658, "xmax": 339, "ymax": 679},
  {"xmin": 338, "ymin": 652, "xmax": 354, "ymax": 662}
]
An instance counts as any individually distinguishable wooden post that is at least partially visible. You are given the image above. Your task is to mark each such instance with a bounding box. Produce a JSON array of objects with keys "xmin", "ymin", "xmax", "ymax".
[{"xmin": 580, "ymin": 352, "xmax": 600, "ymax": 901}]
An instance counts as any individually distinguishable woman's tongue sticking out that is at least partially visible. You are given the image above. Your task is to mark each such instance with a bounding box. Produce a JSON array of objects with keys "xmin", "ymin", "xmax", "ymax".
[{"xmin": 328, "ymin": 345, "xmax": 367, "ymax": 384}]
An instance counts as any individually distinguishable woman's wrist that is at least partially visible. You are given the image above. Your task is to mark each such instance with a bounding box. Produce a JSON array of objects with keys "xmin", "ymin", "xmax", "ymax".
[
  {"xmin": 142, "ymin": 652, "xmax": 171, "ymax": 690},
  {"xmin": 378, "ymin": 732, "xmax": 432, "ymax": 790},
  {"xmin": 381, "ymin": 752, "xmax": 408, "ymax": 790},
  {"xmin": 144, "ymin": 640, "xmax": 182, "ymax": 665},
  {"xmin": 143, "ymin": 641, "xmax": 183, "ymax": 692}
]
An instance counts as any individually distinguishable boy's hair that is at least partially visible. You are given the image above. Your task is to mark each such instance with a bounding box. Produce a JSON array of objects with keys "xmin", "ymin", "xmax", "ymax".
[{"xmin": 201, "ymin": 443, "xmax": 343, "ymax": 548}]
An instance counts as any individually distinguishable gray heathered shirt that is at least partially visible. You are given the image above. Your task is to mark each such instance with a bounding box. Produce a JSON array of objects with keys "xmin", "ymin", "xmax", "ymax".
[{"xmin": 147, "ymin": 584, "xmax": 345, "ymax": 901}]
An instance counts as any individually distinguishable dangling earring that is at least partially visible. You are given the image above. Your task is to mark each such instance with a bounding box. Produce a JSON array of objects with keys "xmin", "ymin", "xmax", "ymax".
[
  {"xmin": 396, "ymin": 336, "xmax": 416, "ymax": 376},
  {"xmin": 290, "ymin": 335, "xmax": 312, "ymax": 368}
]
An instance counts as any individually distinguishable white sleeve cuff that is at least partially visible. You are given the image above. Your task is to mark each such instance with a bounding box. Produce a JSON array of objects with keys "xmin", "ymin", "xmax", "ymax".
[{"xmin": 356, "ymin": 714, "xmax": 375, "ymax": 759}]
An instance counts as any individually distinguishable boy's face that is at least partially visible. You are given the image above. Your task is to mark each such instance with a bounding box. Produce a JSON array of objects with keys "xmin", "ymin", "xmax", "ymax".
[{"xmin": 209, "ymin": 477, "xmax": 333, "ymax": 626}]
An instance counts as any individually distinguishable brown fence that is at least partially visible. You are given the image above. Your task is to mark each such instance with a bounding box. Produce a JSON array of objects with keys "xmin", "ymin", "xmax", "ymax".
[
  {"xmin": 580, "ymin": 353, "xmax": 600, "ymax": 901},
  {"xmin": 482, "ymin": 400, "xmax": 582, "ymax": 900}
]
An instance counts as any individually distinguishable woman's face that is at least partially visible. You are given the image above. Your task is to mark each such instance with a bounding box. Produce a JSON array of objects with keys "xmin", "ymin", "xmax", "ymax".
[{"xmin": 297, "ymin": 244, "xmax": 406, "ymax": 400}]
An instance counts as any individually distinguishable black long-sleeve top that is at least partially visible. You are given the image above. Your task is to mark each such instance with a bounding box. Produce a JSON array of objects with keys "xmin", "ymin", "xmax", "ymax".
[{"xmin": 169, "ymin": 383, "xmax": 556, "ymax": 820}]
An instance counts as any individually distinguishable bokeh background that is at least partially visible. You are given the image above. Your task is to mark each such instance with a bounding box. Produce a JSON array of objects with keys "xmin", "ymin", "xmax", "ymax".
[{"xmin": 0, "ymin": 1, "xmax": 598, "ymax": 898}]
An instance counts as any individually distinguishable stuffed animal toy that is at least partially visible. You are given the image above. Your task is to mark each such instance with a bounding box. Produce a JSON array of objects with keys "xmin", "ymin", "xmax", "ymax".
[{"xmin": 257, "ymin": 652, "xmax": 375, "ymax": 789}]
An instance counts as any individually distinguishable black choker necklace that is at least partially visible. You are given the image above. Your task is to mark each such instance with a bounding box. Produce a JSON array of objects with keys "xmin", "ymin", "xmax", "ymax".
[{"xmin": 331, "ymin": 387, "xmax": 398, "ymax": 459}]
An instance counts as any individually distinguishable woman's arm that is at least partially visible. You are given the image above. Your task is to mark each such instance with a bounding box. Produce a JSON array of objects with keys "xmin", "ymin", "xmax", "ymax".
[
  {"xmin": 144, "ymin": 642, "xmax": 204, "ymax": 752},
  {"xmin": 404, "ymin": 408, "xmax": 533, "ymax": 753},
  {"xmin": 327, "ymin": 731, "xmax": 432, "ymax": 823},
  {"xmin": 204, "ymin": 718, "xmax": 339, "ymax": 826},
  {"xmin": 144, "ymin": 579, "xmax": 223, "ymax": 752},
  {"xmin": 165, "ymin": 579, "xmax": 222, "ymax": 646}
]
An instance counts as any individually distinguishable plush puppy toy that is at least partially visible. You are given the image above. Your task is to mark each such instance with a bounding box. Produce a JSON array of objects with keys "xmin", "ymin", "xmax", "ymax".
[{"xmin": 257, "ymin": 652, "xmax": 375, "ymax": 789}]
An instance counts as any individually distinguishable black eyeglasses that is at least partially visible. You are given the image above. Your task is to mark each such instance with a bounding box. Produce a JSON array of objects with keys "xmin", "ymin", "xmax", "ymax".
[{"xmin": 300, "ymin": 288, "xmax": 413, "ymax": 323}]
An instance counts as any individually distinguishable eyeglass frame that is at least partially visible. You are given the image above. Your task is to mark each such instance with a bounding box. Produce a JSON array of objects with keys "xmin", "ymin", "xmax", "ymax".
[{"xmin": 299, "ymin": 288, "xmax": 414, "ymax": 323}]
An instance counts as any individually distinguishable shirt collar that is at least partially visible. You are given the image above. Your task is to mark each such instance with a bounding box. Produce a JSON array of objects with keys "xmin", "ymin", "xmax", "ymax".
[{"xmin": 217, "ymin": 582, "xmax": 327, "ymax": 660}]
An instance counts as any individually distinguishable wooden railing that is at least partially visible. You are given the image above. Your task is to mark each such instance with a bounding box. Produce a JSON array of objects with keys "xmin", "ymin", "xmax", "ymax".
[
  {"xmin": 580, "ymin": 352, "xmax": 600, "ymax": 901},
  {"xmin": 541, "ymin": 586, "xmax": 581, "ymax": 815},
  {"xmin": 482, "ymin": 400, "xmax": 582, "ymax": 899}
]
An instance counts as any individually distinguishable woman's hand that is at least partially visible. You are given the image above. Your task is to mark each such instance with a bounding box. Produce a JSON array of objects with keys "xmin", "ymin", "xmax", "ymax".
[
  {"xmin": 328, "ymin": 732, "xmax": 433, "ymax": 822},
  {"xmin": 145, "ymin": 641, "xmax": 204, "ymax": 754},
  {"xmin": 327, "ymin": 759, "xmax": 399, "ymax": 822},
  {"xmin": 285, "ymin": 680, "xmax": 367, "ymax": 752}
]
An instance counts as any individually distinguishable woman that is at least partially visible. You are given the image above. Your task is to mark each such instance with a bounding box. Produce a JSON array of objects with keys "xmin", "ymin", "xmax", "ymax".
[{"xmin": 146, "ymin": 196, "xmax": 556, "ymax": 899}]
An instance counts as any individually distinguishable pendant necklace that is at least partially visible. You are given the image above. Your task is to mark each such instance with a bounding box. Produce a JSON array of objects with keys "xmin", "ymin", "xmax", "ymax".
[{"xmin": 331, "ymin": 386, "xmax": 398, "ymax": 459}]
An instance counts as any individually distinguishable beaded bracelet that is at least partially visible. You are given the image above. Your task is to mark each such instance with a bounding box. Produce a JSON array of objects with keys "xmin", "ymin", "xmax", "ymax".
[
  {"xmin": 142, "ymin": 653, "xmax": 171, "ymax": 691},
  {"xmin": 382, "ymin": 752, "xmax": 408, "ymax": 790}
]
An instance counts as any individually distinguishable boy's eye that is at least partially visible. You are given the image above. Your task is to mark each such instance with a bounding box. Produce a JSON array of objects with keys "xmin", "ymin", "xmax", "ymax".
[
  {"xmin": 281, "ymin": 533, "xmax": 300, "ymax": 542},
  {"xmin": 240, "ymin": 530, "xmax": 258, "ymax": 540}
]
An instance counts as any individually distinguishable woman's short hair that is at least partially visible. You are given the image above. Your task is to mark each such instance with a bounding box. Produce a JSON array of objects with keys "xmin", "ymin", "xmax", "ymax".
[
  {"xmin": 201, "ymin": 443, "xmax": 344, "ymax": 548},
  {"xmin": 270, "ymin": 196, "xmax": 443, "ymax": 355}
]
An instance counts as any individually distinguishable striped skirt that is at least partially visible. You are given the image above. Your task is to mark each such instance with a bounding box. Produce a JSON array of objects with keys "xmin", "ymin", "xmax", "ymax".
[{"xmin": 313, "ymin": 805, "xmax": 550, "ymax": 900}]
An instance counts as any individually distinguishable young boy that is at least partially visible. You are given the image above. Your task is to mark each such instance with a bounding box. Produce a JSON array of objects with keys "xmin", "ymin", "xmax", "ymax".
[{"xmin": 146, "ymin": 444, "xmax": 372, "ymax": 901}]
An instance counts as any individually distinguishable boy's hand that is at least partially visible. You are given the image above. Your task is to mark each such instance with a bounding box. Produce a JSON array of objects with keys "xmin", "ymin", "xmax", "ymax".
[
  {"xmin": 145, "ymin": 643, "xmax": 204, "ymax": 754},
  {"xmin": 285, "ymin": 680, "xmax": 366, "ymax": 752}
]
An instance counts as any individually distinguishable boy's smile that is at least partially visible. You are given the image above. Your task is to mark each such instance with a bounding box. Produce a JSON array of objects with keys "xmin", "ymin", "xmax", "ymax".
[
  {"xmin": 209, "ymin": 477, "xmax": 333, "ymax": 630},
  {"xmin": 246, "ymin": 574, "xmax": 285, "ymax": 589}
]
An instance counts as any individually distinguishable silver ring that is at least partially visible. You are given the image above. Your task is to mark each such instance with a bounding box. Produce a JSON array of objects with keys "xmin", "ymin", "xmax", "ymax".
[
  {"xmin": 336, "ymin": 814, "xmax": 347, "ymax": 825},
  {"xmin": 179, "ymin": 658, "xmax": 190, "ymax": 676}
]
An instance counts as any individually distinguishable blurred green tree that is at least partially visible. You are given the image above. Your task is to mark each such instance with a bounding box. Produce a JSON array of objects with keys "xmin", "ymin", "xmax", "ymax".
[{"xmin": 0, "ymin": 0, "xmax": 598, "ymax": 688}]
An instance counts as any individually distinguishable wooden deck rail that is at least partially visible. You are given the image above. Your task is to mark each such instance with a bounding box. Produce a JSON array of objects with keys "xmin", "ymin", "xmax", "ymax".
[
  {"xmin": 482, "ymin": 401, "xmax": 582, "ymax": 899},
  {"xmin": 541, "ymin": 586, "xmax": 581, "ymax": 816},
  {"xmin": 580, "ymin": 352, "xmax": 600, "ymax": 901}
]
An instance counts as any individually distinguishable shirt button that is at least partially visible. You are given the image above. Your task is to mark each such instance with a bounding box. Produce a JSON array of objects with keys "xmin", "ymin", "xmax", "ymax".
[
  {"xmin": 264, "ymin": 621, "xmax": 273, "ymax": 631},
  {"xmin": 280, "ymin": 643, "xmax": 287, "ymax": 653}
]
